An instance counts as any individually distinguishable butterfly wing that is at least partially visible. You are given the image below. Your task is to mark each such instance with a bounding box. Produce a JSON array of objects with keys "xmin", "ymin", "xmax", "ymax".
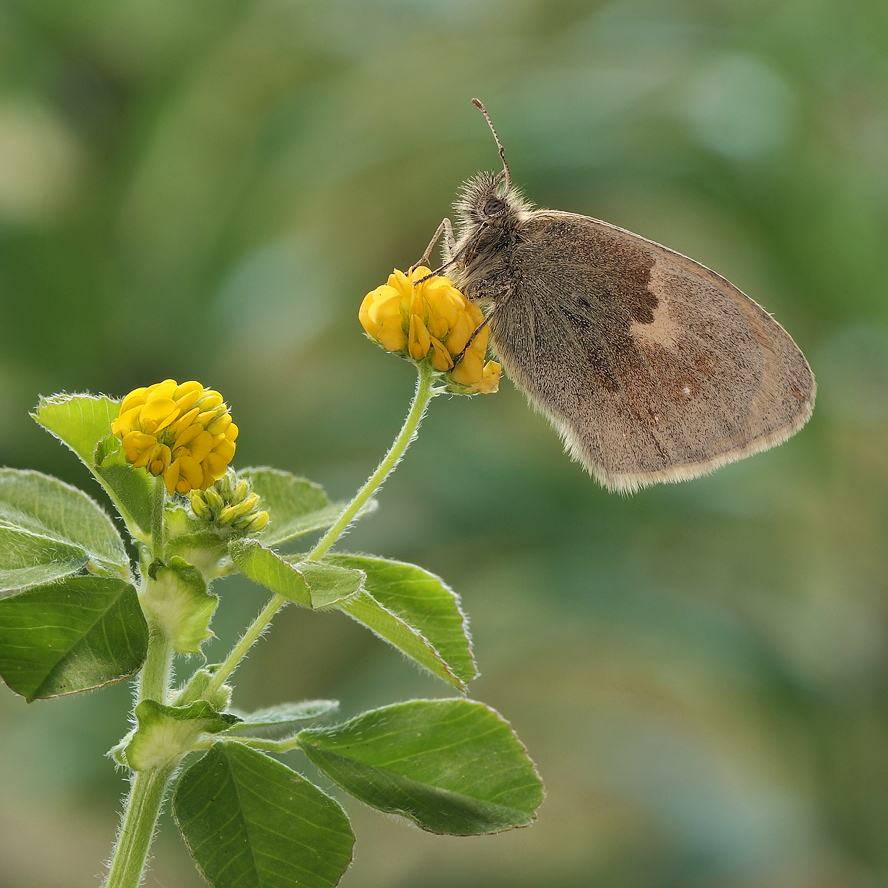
[{"xmin": 483, "ymin": 211, "xmax": 815, "ymax": 493}]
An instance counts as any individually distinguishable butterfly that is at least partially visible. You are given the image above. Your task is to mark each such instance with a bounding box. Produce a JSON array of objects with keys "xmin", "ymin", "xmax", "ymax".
[{"xmin": 419, "ymin": 100, "xmax": 815, "ymax": 493}]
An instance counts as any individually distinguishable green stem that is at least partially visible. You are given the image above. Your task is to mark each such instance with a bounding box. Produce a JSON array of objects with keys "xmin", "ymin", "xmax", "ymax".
[
  {"xmin": 103, "ymin": 480, "xmax": 178, "ymax": 888},
  {"xmin": 103, "ymin": 764, "xmax": 176, "ymax": 888},
  {"xmin": 309, "ymin": 361, "xmax": 437, "ymax": 561},
  {"xmin": 203, "ymin": 592, "xmax": 287, "ymax": 698},
  {"xmin": 201, "ymin": 361, "xmax": 438, "ymax": 700},
  {"xmin": 139, "ymin": 625, "xmax": 173, "ymax": 704}
]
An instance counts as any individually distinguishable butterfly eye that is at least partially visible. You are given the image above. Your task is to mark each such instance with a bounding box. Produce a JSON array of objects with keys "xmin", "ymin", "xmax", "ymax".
[{"xmin": 483, "ymin": 196, "xmax": 506, "ymax": 217}]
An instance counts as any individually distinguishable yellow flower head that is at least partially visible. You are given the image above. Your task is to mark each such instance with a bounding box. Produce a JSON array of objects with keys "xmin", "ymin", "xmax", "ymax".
[
  {"xmin": 111, "ymin": 379, "xmax": 239, "ymax": 495},
  {"xmin": 359, "ymin": 267, "xmax": 501, "ymax": 394}
]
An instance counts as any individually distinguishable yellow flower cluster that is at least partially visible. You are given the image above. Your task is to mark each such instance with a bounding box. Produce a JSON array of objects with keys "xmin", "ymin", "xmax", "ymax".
[
  {"xmin": 111, "ymin": 380, "xmax": 238, "ymax": 495},
  {"xmin": 359, "ymin": 267, "xmax": 501, "ymax": 394}
]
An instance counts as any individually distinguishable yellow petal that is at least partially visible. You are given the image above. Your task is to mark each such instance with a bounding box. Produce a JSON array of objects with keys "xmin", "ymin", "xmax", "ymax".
[
  {"xmin": 408, "ymin": 315, "xmax": 431, "ymax": 360},
  {"xmin": 205, "ymin": 412, "xmax": 232, "ymax": 435},
  {"xmin": 188, "ymin": 430, "xmax": 215, "ymax": 463},
  {"xmin": 198, "ymin": 391, "xmax": 224, "ymax": 410},
  {"xmin": 178, "ymin": 455, "xmax": 204, "ymax": 490},
  {"xmin": 146, "ymin": 380, "xmax": 179, "ymax": 402},
  {"xmin": 203, "ymin": 452, "xmax": 230, "ymax": 480},
  {"xmin": 163, "ymin": 458, "xmax": 181, "ymax": 495},
  {"xmin": 212, "ymin": 437, "xmax": 237, "ymax": 464},
  {"xmin": 132, "ymin": 446, "xmax": 157, "ymax": 469},
  {"xmin": 122, "ymin": 430, "xmax": 157, "ymax": 451},
  {"xmin": 195, "ymin": 408, "xmax": 222, "ymax": 428},
  {"xmin": 467, "ymin": 361, "xmax": 502, "ymax": 394},
  {"xmin": 425, "ymin": 285, "xmax": 461, "ymax": 334},
  {"xmin": 389, "ymin": 268, "xmax": 412, "ymax": 295},
  {"xmin": 451, "ymin": 348, "xmax": 485, "ymax": 386},
  {"xmin": 139, "ymin": 397, "xmax": 179, "ymax": 434},
  {"xmin": 376, "ymin": 316, "xmax": 408, "ymax": 352},
  {"xmin": 118, "ymin": 388, "xmax": 148, "ymax": 416},
  {"xmin": 445, "ymin": 310, "xmax": 474, "ymax": 356},
  {"xmin": 170, "ymin": 406, "xmax": 200, "ymax": 438},
  {"xmin": 429, "ymin": 337, "xmax": 454, "ymax": 371},
  {"xmin": 112, "ymin": 405, "xmax": 147, "ymax": 436},
  {"xmin": 172, "ymin": 422, "xmax": 203, "ymax": 451},
  {"xmin": 409, "ymin": 286, "xmax": 427, "ymax": 326},
  {"xmin": 173, "ymin": 384, "xmax": 203, "ymax": 415}
]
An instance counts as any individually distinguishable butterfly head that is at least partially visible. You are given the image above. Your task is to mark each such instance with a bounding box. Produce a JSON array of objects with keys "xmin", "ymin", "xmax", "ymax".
[{"xmin": 453, "ymin": 171, "xmax": 533, "ymax": 236}]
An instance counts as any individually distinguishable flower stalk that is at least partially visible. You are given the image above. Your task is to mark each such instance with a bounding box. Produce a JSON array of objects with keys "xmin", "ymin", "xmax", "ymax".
[{"xmin": 309, "ymin": 359, "xmax": 437, "ymax": 561}]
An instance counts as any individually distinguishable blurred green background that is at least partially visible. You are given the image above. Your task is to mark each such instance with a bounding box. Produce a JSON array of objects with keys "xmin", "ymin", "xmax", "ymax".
[{"xmin": 1, "ymin": 0, "xmax": 887, "ymax": 885}]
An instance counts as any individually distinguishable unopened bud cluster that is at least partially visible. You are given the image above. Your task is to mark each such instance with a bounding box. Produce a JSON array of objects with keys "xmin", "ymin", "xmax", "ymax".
[{"xmin": 189, "ymin": 471, "xmax": 269, "ymax": 535}]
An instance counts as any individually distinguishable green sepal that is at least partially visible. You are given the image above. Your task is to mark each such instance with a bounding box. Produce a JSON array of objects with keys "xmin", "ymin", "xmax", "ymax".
[
  {"xmin": 229, "ymin": 540, "xmax": 363, "ymax": 608},
  {"xmin": 0, "ymin": 468, "xmax": 132, "ymax": 592},
  {"xmin": 121, "ymin": 699, "xmax": 241, "ymax": 770},
  {"xmin": 226, "ymin": 700, "xmax": 339, "ymax": 737},
  {"xmin": 143, "ymin": 557, "xmax": 217, "ymax": 654},
  {"xmin": 297, "ymin": 699, "xmax": 544, "ymax": 835},
  {"xmin": 327, "ymin": 554, "xmax": 476, "ymax": 691},
  {"xmin": 32, "ymin": 394, "xmax": 154, "ymax": 540},
  {"xmin": 241, "ymin": 467, "xmax": 376, "ymax": 548},
  {"xmin": 0, "ymin": 576, "xmax": 147, "ymax": 701},
  {"xmin": 173, "ymin": 742, "xmax": 355, "ymax": 888}
]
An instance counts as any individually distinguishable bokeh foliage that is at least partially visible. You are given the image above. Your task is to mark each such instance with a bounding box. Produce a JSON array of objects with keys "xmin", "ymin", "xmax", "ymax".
[{"xmin": 1, "ymin": 0, "xmax": 887, "ymax": 886}]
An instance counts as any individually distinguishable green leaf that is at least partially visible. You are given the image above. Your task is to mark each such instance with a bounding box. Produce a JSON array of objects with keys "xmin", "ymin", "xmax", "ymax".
[
  {"xmin": 123, "ymin": 700, "xmax": 241, "ymax": 770},
  {"xmin": 144, "ymin": 558, "xmax": 217, "ymax": 654},
  {"xmin": 32, "ymin": 393, "xmax": 120, "ymax": 466},
  {"xmin": 94, "ymin": 437, "xmax": 154, "ymax": 537},
  {"xmin": 298, "ymin": 699, "xmax": 544, "ymax": 835},
  {"xmin": 32, "ymin": 394, "xmax": 154, "ymax": 538},
  {"xmin": 328, "ymin": 554, "xmax": 476, "ymax": 690},
  {"xmin": 242, "ymin": 468, "xmax": 376, "ymax": 547},
  {"xmin": 229, "ymin": 539, "xmax": 310, "ymax": 605},
  {"xmin": 229, "ymin": 540, "xmax": 363, "ymax": 608},
  {"xmin": 174, "ymin": 742, "xmax": 354, "ymax": 888},
  {"xmin": 0, "ymin": 527, "xmax": 89, "ymax": 595},
  {"xmin": 0, "ymin": 576, "xmax": 147, "ymax": 701},
  {"xmin": 227, "ymin": 700, "xmax": 339, "ymax": 736},
  {"xmin": 0, "ymin": 468, "xmax": 131, "ymax": 591},
  {"xmin": 288, "ymin": 559, "xmax": 364, "ymax": 608}
]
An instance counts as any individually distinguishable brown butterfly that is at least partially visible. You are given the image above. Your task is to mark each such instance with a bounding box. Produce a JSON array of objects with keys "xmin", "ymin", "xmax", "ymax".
[{"xmin": 420, "ymin": 100, "xmax": 815, "ymax": 493}]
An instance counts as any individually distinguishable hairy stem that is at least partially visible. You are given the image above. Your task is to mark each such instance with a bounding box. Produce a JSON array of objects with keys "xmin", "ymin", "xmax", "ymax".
[
  {"xmin": 309, "ymin": 361, "xmax": 436, "ymax": 561},
  {"xmin": 103, "ymin": 764, "xmax": 176, "ymax": 888}
]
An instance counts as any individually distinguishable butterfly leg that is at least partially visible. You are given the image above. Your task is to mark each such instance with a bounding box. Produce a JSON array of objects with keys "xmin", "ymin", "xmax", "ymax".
[
  {"xmin": 415, "ymin": 218, "xmax": 456, "ymax": 269},
  {"xmin": 451, "ymin": 306, "xmax": 499, "ymax": 367}
]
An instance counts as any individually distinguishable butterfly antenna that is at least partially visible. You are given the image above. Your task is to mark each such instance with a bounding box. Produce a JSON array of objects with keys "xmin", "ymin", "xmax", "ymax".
[{"xmin": 472, "ymin": 98, "xmax": 511, "ymax": 191}]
